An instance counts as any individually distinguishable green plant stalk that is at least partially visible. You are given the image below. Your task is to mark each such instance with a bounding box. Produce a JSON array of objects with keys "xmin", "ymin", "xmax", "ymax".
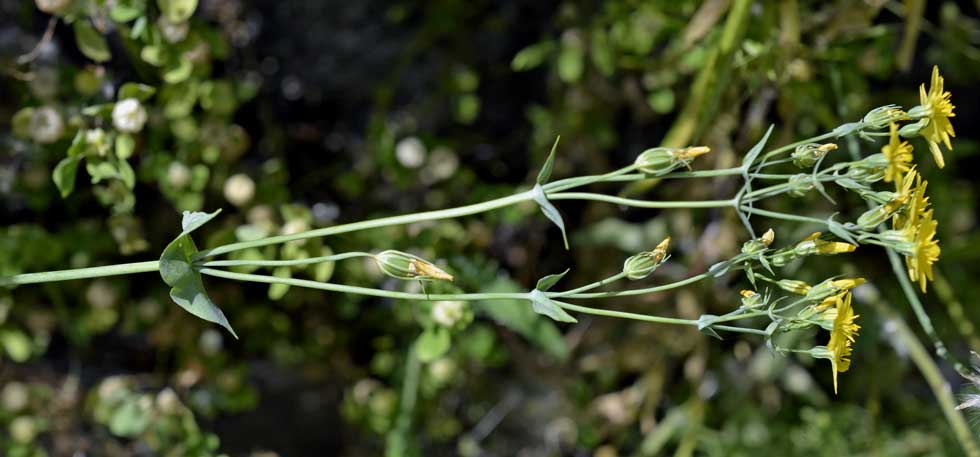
[
  {"xmin": 932, "ymin": 270, "xmax": 980, "ymax": 352},
  {"xmin": 870, "ymin": 297, "xmax": 980, "ymax": 457},
  {"xmin": 548, "ymin": 193, "xmax": 735, "ymax": 209},
  {"xmin": 550, "ymin": 271, "xmax": 629, "ymax": 297},
  {"xmin": 738, "ymin": 206, "xmax": 828, "ymax": 225},
  {"xmin": 555, "ymin": 300, "xmax": 767, "ymax": 336},
  {"xmin": 386, "ymin": 343, "xmax": 421, "ymax": 457},
  {"xmin": 562, "ymin": 272, "xmax": 711, "ymax": 299},
  {"xmin": 198, "ymin": 252, "xmax": 372, "ymax": 268},
  {"xmin": 0, "ymin": 261, "xmax": 160, "ymax": 286}
]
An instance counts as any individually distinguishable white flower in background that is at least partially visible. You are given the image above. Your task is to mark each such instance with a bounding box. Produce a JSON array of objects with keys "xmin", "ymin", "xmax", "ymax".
[
  {"xmin": 29, "ymin": 107, "xmax": 64, "ymax": 144},
  {"xmin": 34, "ymin": 0, "xmax": 70, "ymax": 14},
  {"xmin": 395, "ymin": 136, "xmax": 426, "ymax": 168},
  {"xmin": 223, "ymin": 173, "xmax": 255, "ymax": 206},
  {"xmin": 431, "ymin": 300, "xmax": 465, "ymax": 327},
  {"xmin": 112, "ymin": 98, "xmax": 148, "ymax": 133},
  {"xmin": 158, "ymin": 16, "xmax": 189, "ymax": 43},
  {"xmin": 85, "ymin": 128, "xmax": 111, "ymax": 156},
  {"xmin": 85, "ymin": 280, "xmax": 118, "ymax": 309},
  {"xmin": 167, "ymin": 162, "xmax": 192, "ymax": 188}
]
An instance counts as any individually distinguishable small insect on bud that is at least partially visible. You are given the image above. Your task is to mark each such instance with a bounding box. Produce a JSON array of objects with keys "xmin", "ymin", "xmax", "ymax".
[
  {"xmin": 862, "ymin": 105, "xmax": 908, "ymax": 129},
  {"xmin": 622, "ymin": 237, "xmax": 671, "ymax": 280},
  {"xmin": 792, "ymin": 143, "xmax": 836, "ymax": 169},
  {"xmin": 374, "ymin": 250, "xmax": 454, "ymax": 282},
  {"xmin": 634, "ymin": 146, "xmax": 710, "ymax": 176},
  {"xmin": 741, "ymin": 229, "xmax": 775, "ymax": 255}
]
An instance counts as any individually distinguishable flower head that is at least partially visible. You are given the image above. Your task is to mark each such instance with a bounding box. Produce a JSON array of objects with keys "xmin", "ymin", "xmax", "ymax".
[
  {"xmin": 881, "ymin": 123, "xmax": 912, "ymax": 186},
  {"xmin": 916, "ymin": 66, "xmax": 955, "ymax": 168},
  {"xmin": 826, "ymin": 293, "xmax": 860, "ymax": 394},
  {"xmin": 112, "ymin": 98, "xmax": 148, "ymax": 133},
  {"xmin": 906, "ymin": 209, "xmax": 940, "ymax": 293}
]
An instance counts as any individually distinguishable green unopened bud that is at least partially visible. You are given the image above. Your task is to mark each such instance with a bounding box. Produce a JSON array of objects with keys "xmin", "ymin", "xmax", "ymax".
[
  {"xmin": 862, "ymin": 105, "xmax": 908, "ymax": 129},
  {"xmin": 805, "ymin": 278, "xmax": 864, "ymax": 305},
  {"xmin": 623, "ymin": 237, "xmax": 670, "ymax": 280},
  {"xmin": 906, "ymin": 105, "xmax": 931, "ymax": 120},
  {"xmin": 634, "ymin": 146, "xmax": 710, "ymax": 176},
  {"xmin": 856, "ymin": 195, "xmax": 907, "ymax": 229},
  {"xmin": 374, "ymin": 250, "xmax": 454, "ymax": 282},
  {"xmin": 791, "ymin": 143, "xmax": 836, "ymax": 168},
  {"xmin": 770, "ymin": 247, "xmax": 798, "ymax": 267},
  {"xmin": 740, "ymin": 289, "xmax": 763, "ymax": 308},
  {"xmin": 741, "ymin": 228, "xmax": 774, "ymax": 255},
  {"xmin": 898, "ymin": 119, "xmax": 928, "ymax": 138},
  {"xmin": 793, "ymin": 232, "xmax": 857, "ymax": 257},
  {"xmin": 847, "ymin": 153, "xmax": 888, "ymax": 182},
  {"xmin": 777, "ymin": 279, "xmax": 811, "ymax": 295},
  {"xmin": 787, "ymin": 174, "xmax": 815, "ymax": 197}
]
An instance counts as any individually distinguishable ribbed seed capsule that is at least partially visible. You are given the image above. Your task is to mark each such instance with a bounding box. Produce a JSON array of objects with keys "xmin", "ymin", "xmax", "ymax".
[
  {"xmin": 374, "ymin": 250, "xmax": 454, "ymax": 281},
  {"xmin": 623, "ymin": 237, "xmax": 671, "ymax": 280}
]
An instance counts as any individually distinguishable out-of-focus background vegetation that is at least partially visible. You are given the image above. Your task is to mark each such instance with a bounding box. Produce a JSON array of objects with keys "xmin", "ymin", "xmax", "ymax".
[{"xmin": 2, "ymin": 0, "xmax": 980, "ymax": 455}]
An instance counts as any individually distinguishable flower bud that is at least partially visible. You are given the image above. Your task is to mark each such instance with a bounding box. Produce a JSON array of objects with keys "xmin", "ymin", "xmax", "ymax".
[
  {"xmin": 791, "ymin": 143, "xmax": 836, "ymax": 168},
  {"xmin": 787, "ymin": 174, "xmax": 815, "ymax": 197},
  {"xmin": 777, "ymin": 279, "xmax": 812, "ymax": 295},
  {"xmin": 634, "ymin": 146, "xmax": 710, "ymax": 176},
  {"xmin": 740, "ymin": 290, "xmax": 763, "ymax": 308},
  {"xmin": 862, "ymin": 105, "xmax": 908, "ymax": 129},
  {"xmin": 223, "ymin": 173, "xmax": 256, "ymax": 207},
  {"xmin": 622, "ymin": 237, "xmax": 670, "ymax": 280},
  {"xmin": 374, "ymin": 250, "xmax": 453, "ymax": 282},
  {"xmin": 898, "ymin": 119, "xmax": 928, "ymax": 138},
  {"xmin": 806, "ymin": 279, "xmax": 864, "ymax": 307},
  {"xmin": 906, "ymin": 105, "xmax": 931, "ymax": 120},
  {"xmin": 741, "ymin": 228, "xmax": 774, "ymax": 255},
  {"xmin": 770, "ymin": 247, "xmax": 798, "ymax": 267},
  {"xmin": 856, "ymin": 195, "xmax": 907, "ymax": 229},
  {"xmin": 793, "ymin": 232, "xmax": 856, "ymax": 256},
  {"xmin": 112, "ymin": 98, "xmax": 148, "ymax": 133},
  {"xmin": 847, "ymin": 153, "xmax": 888, "ymax": 182}
]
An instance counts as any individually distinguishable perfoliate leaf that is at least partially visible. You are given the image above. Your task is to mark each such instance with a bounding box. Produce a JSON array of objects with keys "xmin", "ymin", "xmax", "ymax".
[
  {"xmin": 697, "ymin": 315, "xmax": 722, "ymax": 340},
  {"xmin": 52, "ymin": 156, "xmax": 81, "ymax": 198},
  {"xmin": 415, "ymin": 327, "xmax": 451, "ymax": 362},
  {"xmin": 537, "ymin": 136, "xmax": 560, "ymax": 185},
  {"xmin": 529, "ymin": 290, "xmax": 577, "ymax": 323},
  {"xmin": 532, "ymin": 185, "xmax": 569, "ymax": 250},
  {"xmin": 160, "ymin": 209, "xmax": 236, "ymax": 337},
  {"xmin": 535, "ymin": 268, "xmax": 570, "ymax": 292},
  {"xmin": 73, "ymin": 21, "xmax": 111, "ymax": 62}
]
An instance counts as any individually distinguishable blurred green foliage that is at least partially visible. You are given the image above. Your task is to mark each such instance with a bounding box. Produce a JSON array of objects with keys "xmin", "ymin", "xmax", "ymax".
[{"xmin": 2, "ymin": 0, "xmax": 980, "ymax": 456}]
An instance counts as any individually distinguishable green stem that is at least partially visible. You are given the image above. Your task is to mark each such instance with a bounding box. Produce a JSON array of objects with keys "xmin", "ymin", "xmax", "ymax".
[
  {"xmin": 738, "ymin": 206, "xmax": 827, "ymax": 225},
  {"xmin": 556, "ymin": 301, "xmax": 766, "ymax": 335},
  {"xmin": 544, "ymin": 165, "xmax": 639, "ymax": 193},
  {"xmin": 386, "ymin": 343, "xmax": 421, "ymax": 456},
  {"xmin": 0, "ymin": 261, "xmax": 160, "ymax": 286},
  {"xmin": 198, "ymin": 268, "xmax": 527, "ymax": 301},
  {"xmin": 196, "ymin": 191, "xmax": 535, "ymax": 258},
  {"xmin": 870, "ymin": 297, "xmax": 980, "ymax": 457},
  {"xmin": 666, "ymin": 167, "xmax": 745, "ymax": 178},
  {"xmin": 198, "ymin": 252, "xmax": 372, "ymax": 268},
  {"xmin": 547, "ymin": 192, "xmax": 735, "ymax": 209},
  {"xmin": 550, "ymin": 271, "xmax": 629, "ymax": 298},
  {"xmin": 563, "ymin": 273, "xmax": 711, "ymax": 299}
]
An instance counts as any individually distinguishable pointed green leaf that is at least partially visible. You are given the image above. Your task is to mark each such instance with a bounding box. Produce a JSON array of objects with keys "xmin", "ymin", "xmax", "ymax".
[
  {"xmin": 536, "ymin": 136, "xmax": 560, "ymax": 185},
  {"xmin": 115, "ymin": 133, "xmax": 135, "ymax": 160},
  {"xmin": 531, "ymin": 185, "xmax": 569, "ymax": 250},
  {"xmin": 741, "ymin": 124, "xmax": 774, "ymax": 169},
  {"xmin": 473, "ymin": 277, "xmax": 568, "ymax": 360},
  {"xmin": 118, "ymin": 83, "xmax": 156, "ymax": 101},
  {"xmin": 415, "ymin": 327, "xmax": 451, "ymax": 362},
  {"xmin": 535, "ymin": 268, "xmax": 570, "ymax": 292},
  {"xmin": 826, "ymin": 215, "xmax": 858, "ymax": 245},
  {"xmin": 697, "ymin": 315, "xmax": 722, "ymax": 340},
  {"xmin": 528, "ymin": 290, "xmax": 577, "ymax": 323},
  {"xmin": 116, "ymin": 157, "xmax": 135, "ymax": 189},
  {"xmin": 160, "ymin": 209, "xmax": 235, "ymax": 337},
  {"xmin": 73, "ymin": 21, "xmax": 111, "ymax": 62},
  {"xmin": 52, "ymin": 156, "xmax": 81, "ymax": 198}
]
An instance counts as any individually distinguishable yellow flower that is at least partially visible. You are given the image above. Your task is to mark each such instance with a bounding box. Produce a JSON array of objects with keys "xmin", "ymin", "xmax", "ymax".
[
  {"xmin": 906, "ymin": 209, "xmax": 941, "ymax": 293},
  {"xmin": 892, "ymin": 172, "xmax": 929, "ymax": 230},
  {"xmin": 918, "ymin": 65, "xmax": 955, "ymax": 168},
  {"xmin": 881, "ymin": 123, "xmax": 912, "ymax": 186},
  {"xmin": 827, "ymin": 293, "xmax": 860, "ymax": 394}
]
